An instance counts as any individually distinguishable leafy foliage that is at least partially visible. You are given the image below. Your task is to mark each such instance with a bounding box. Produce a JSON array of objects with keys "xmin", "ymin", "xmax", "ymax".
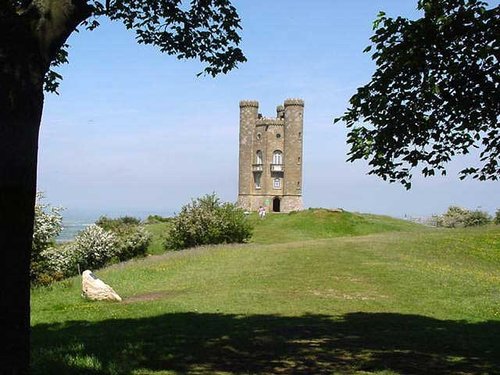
[
  {"xmin": 44, "ymin": 0, "xmax": 246, "ymax": 92},
  {"xmin": 335, "ymin": 0, "xmax": 499, "ymax": 188},
  {"xmin": 33, "ymin": 218, "xmax": 152, "ymax": 285},
  {"xmin": 434, "ymin": 206, "xmax": 491, "ymax": 228},
  {"xmin": 43, "ymin": 44, "xmax": 69, "ymax": 94},
  {"xmin": 494, "ymin": 209, "xmax": 500, "ymax": 225},
  {"xmin": 166, "ymin": 193, "xmax": 252, "ymax": 250},
  {"xmin": 71, "ymin": 224, "xmax": 119, "ymax": 270},
  {"xmin": 96, "ymin": 215, "xmax": 141, "ymax": 230},
  {"xmin": 113, "ymin": 225, "xmax": 151, "ymax": 260},
  {"xmin": 96, "ymin": 216, "xmax": 152, "ymax": 260},
  {"xmin": 38, "ymin": 243, "xmax": 80, "ymax": 283},
  {"xmin": 31, "ymin": 193, "xmax": 64, "ymax": 283},
  {"xmin": 32, "ymin": 193, "xmax": 63, "ymax": 255},
  {"xmin": 463, "ymin": 209, "xmax": 493, "ymax": 227}
]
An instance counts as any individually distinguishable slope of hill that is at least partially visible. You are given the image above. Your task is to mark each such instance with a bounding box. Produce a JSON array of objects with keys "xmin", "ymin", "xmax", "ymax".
[
  {"xmin": 31, "ymin": 210, "xmax": 500, "ymax": 374},
  {"xmin": 249, "ymin": 208, "xmax": 424, "ymax": 244}
]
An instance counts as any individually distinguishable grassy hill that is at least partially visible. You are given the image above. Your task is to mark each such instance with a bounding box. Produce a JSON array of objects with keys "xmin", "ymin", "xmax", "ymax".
[
  {"xmin": 249, "ymin": 209, "xmax": 424, "ymax": 244},
  {"xmin": 31, "ymin": 210, "xmax": 500, "ymax": 374},
  {"xmin": 145, "ymin": 209, "xmax": 424, "ymax": 253}
]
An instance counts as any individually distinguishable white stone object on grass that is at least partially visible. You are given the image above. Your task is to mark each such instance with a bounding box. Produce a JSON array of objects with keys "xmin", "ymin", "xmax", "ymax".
[{"xmin": 81, "ymin": 270, "xmax": 122, "ymax": 302}]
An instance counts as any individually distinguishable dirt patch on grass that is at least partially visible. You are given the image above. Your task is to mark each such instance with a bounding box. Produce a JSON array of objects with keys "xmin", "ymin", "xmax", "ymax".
[{"xmin": 123, "ymin": 290, "xmax": 183, "ymax": 304}]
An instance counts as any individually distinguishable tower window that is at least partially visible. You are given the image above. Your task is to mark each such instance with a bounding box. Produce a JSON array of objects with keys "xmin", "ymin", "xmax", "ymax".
[
  {"xmin": 272, "ymin": 150, "xmax": 283, "ymax": 165},
  {"xmin": 255, "ymin": 173, "xmax": 261, "ymax": 189},
  {"xmin": 298, "ymin": 132, "xmax": 302, "ymax": 139},
  {"xmin": 256, "ymin": 150, "xmax": 263, "ymax": 164},
  {"xmin": 276, "ymin": 133, "xmax": 281, "ymax": 139},
  {"xmin": 256, "ymin": 132, "xmax": 262, "ymax": 140}
]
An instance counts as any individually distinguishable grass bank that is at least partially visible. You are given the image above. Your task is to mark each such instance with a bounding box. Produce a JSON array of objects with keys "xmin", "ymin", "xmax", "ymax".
[
  {"xmin": 31, "ymin": 210, "xmax": 500, "ymax": 374},
  {"xmin": 145, "ymin": 209, "xmax": 424, "ymax": 252}
]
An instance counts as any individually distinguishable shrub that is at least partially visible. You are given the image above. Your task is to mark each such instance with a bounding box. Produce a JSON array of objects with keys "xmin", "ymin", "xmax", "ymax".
[
  {"xmin": 32, "ymin": 192, "xmax": 63, "ymax": 255},
  {"xmin": 463, "ymin": 210, "xmax": 492, "ymax": 227},
  {"xmin": 95, "ymin": 215, "xmax": 141, "ymax": 231},
  {"xmin": 113, "ymin": 225, "xmax": 152, "ymax": 260},
  {"xmin": 495, "ymin": 209, "xmax": 500, "ymax": 225},
  {"xmin": 166, "ymin": 193, "xmax": 252, "ymax": 250},
  {"xmin": 39, "ymin": 243, "xmax": 80, "ymax": 280},
  {"xmin": 32, "ymin": 212, "xmax": 152, "ymax": 284},
  {"xmin": 435, "ymin": 206, "xmax": 491, "ymax": 228},
  {"xmin": 72, "ymin": 224, "xmax": 118, "ymax": 270},
  {"xmin": 31, "ymin": 193, "xmax": 64, "ymax": 283},
  {"xmin": 435, "ymin": 206, "xmax": 468, "ymax": 228},
  {"xmin": 96, "ymin": 216, "xmax": 151, "ymax": 260}
]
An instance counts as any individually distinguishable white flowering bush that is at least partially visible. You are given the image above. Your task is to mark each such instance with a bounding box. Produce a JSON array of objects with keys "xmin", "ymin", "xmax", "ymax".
[
  {"xmin": 32, "ymin": 208, "xmax": 153, "ymax": 284},
  {"xmin": 434, "ymin": 206, "xmax": 491, "ymax": 228},
  {"xmin": 39, "ymin": 243, "xmax": 79, "ymax": 278},
  {"xmin": 114, "ymin": 226, "xmax": 152, "ymax": 260},
  {"xmin": 32, "ymin": 192, "xmax": 63, "ymax": 254},
  {"xmin": 72, "ymin": 224, "xmax": 118, "ymax": 270},
  {"xmin": 31, "ymin": 193, "xmax": 64, "ymax": 283},
  {"xmin": 95, "ymin": 216, "xmax": 152, "ymax": 261},
  {"xmin": 166, "ymin": 193, "xmax": 252, "ymax": 250}
]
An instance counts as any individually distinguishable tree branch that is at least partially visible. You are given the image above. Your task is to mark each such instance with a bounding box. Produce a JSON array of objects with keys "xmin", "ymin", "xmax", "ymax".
[{"xmin": 27, "ymin": 0, "xmax": 92, "ymax": 67}]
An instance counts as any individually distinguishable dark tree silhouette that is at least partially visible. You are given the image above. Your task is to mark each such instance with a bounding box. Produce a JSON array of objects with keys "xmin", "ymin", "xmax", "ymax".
[
  {"xmin": 0, "ymin": 1, "xmax": 245, "ymax": 373},
  {"xmin": 336, "ymin": 0, "xmax": 499, "ymax": 188}
]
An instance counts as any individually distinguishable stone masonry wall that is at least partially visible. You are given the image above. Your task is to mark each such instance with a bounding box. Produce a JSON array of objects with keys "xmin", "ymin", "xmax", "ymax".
[
  {"xmin": 238, "ymin": 101, "xmax": 258, "ymax": 196},
  {"xmin": 238, "ymin": 99, "xmax": 304, "ymax": 213}
]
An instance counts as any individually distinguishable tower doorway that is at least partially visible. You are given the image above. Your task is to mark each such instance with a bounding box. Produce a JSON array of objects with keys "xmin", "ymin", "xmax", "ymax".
[{"xmin": 272, "ymin": 197, "xmax": 281, "ymax": 212}]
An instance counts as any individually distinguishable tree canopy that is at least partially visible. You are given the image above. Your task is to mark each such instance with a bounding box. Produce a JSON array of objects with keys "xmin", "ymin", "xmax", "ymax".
[
  {"xmin": 2, "ymin": 0, "xmax": 245, "ymax": 94},
  {"xmin": 335, "ymin": 0, "xmax": 499, "ymax": 189}
]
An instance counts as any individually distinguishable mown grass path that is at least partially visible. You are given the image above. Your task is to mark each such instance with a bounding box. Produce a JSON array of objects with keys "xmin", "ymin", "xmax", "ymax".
[{"xmin": 31, "ymin": 211, "xmax": 500, "ymax": 374}]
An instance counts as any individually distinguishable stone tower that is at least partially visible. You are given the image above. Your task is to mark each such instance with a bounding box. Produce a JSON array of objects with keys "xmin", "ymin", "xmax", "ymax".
[{"xmin": 238, "ymin": 99, "xmax": 304, "ymax": 213}]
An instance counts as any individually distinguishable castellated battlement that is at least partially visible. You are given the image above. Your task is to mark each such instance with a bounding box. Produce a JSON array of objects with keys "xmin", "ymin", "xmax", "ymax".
[
  {"xmin": 238, "ymin": 98, "xmax": 304, "ymax": 214},
  {"xmin": 256, "ymin": 117, "xmax": 285, "ymax": 126},
  {"xmin": 239, "ymin": 100, "xmax": 259, "ymax": 108},
  {"xmin": 284, "ymin": 98, "xmax": 304, "ymax": 107}
]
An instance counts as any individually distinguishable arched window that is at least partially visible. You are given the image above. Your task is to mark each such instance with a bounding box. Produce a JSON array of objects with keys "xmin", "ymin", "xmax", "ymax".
[
  {"xmin": 273, "ymin": 150, "xmax": 283, "ymax": 165},
  {"xmin": 254, "ymin": 173, "xmax": 261, "ymax": 189},
  {"xmin": 256, "ymin": 150, "xmax": 263, "ymax": 165}
]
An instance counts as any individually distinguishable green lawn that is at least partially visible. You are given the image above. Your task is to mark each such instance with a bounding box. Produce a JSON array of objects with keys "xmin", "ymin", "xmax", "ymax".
[
  {"xmin": 248, "ymin": 209, "xmax": 424, "ymax": 244},
  {"xmin": 144, "ymin": 222, "xmax": 171, "ymax": 255},
  {"xmin": 31, "ymin": 210, "xmax": 500, "ymax": 374}
]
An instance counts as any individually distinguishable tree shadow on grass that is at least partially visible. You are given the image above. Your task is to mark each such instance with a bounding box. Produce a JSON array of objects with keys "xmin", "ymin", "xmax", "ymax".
[{"xmin": 32, "ymin": 312, "xmax": 500, "ymax": 374}]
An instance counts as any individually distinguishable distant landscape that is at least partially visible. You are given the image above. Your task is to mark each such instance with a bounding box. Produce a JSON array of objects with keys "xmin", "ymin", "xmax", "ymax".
[
  {"xmin": 57, "ymin": 208, "xmax": 434, "ymax": 243},
  {"xmin": 32, "ymin": 209, "xmax": 500, "ymax": 374},
  {"xmin": 57, "ymin": 210, "xmax": 175, "ymax": 242}
]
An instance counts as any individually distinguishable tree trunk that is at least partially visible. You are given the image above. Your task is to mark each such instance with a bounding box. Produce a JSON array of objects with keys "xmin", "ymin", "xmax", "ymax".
[
  {"xmin": 0, "ymin": 2, "xmax": 92, "ymax": 372},
  {"xmin": 0, "ymin": 53, "xmax": 44, "ymax": 375}
]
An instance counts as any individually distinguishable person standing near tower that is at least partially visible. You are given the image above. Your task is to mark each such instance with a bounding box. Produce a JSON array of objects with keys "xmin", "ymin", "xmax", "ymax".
[{"xmin": 258, "ymin": 206, "xmax": 266, "ymax": 219}]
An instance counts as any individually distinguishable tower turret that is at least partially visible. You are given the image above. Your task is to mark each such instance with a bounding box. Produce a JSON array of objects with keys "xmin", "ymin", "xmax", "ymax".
[
  {"xmin": 238, "ymin": 101, "xmax": 259, "ymax": 201},
  {"xmin": 283, "ymin": 99, "xmax": 304, "ymax": 210},
  {"xmin": 276, "ymin": 105, "xmax": 285, "ymax": 119}
]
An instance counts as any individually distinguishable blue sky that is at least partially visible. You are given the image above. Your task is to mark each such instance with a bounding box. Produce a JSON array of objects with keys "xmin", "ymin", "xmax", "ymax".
[{"xmin": 37, "ymin": 0, "xmax": 499, "ymax": 219}]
